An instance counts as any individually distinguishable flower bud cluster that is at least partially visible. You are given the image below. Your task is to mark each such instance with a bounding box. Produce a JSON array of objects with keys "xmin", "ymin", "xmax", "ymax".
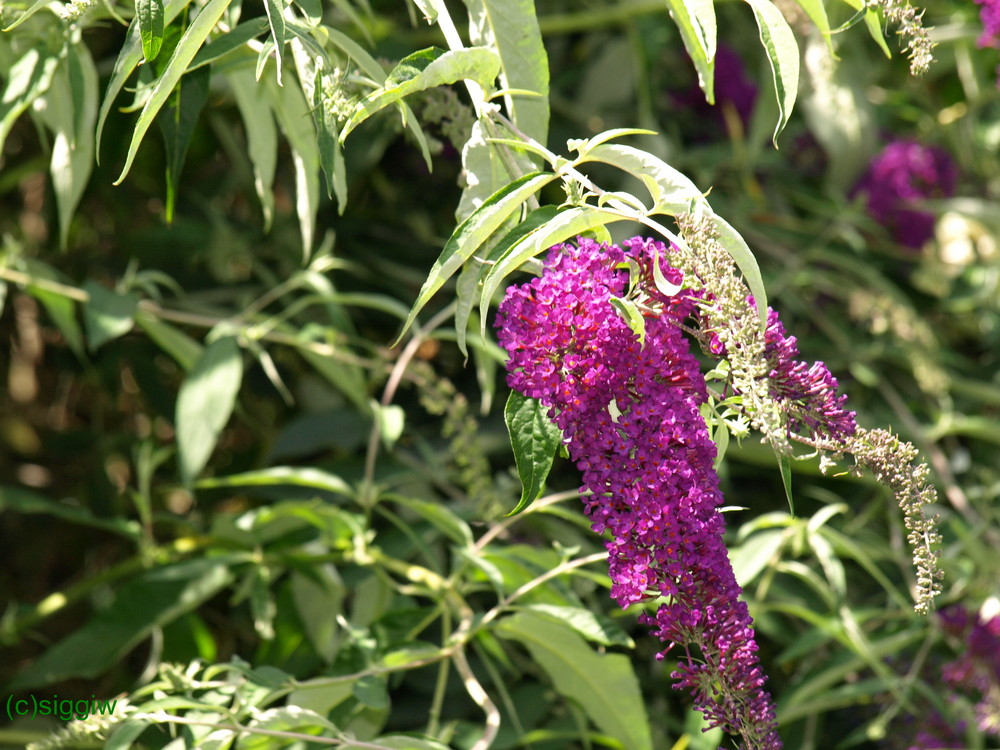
[{"xmin": 496, "ymin": 236, "xmax": 781, "ymax": 749}]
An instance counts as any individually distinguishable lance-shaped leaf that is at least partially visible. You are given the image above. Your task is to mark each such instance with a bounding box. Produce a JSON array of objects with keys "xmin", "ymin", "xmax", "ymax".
[
  {"xmin": 136, "ymin": 0, "xmax": 165, "ymax": 62},
  {"xmin": 114, "ymin": 0, "xmax": 229, "ymax": 184},
  {"xmin": 465, "ymin": 0, "xmax": 549, "ymax": 144},
  {"xmin": 341, "ymin": 47, "xmax": 500, "ymax": 140},
  {"xmin": 743, "ymin": 0, "xmax": 800, "ymax": 146},
  {"xmin": 397, "ymin": 171, "xmax": 554, "ymax": 344},
  {"xmin": 176, "ymin": 336, "xmax": 244, "ymax": 484},
  {"xmin": 665, "ymin": 0, "xmax": 717, "ymax": 103},
  {"xmin": 159, "ymin": 65, "xmax": 211, "ymax": 223},
  {"xmin": 229, "ymin": 67, "xmax": 278, "ymax": 231},
  {"xmin": 609, "ymin": 296, "xmax": 646, "ymax": 347},
  {"xmin": 581, "ymin": 143, "xmax": 704, "ymax": 214},
  {"xmin": 504, "ymin": 391, "xmax": 563, "ymax": 516},
  {"xmin": 263, "ymin": 0, "xmax": 286, "ymax": 84}
]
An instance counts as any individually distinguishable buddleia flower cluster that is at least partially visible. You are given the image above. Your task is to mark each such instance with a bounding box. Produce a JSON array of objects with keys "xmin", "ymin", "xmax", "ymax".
[{"xmin": 495, "ymin": 231, "xmax": 943, "ymax": 747}]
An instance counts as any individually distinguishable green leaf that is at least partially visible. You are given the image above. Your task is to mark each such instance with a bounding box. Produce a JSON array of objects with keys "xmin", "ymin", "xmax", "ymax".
[
  {"xmin": 792, "ymin": 0, "xmax": 833, "ymax": 52},
  {"xmin": 495, "ymin": 611, "xmax": 652, "ymax": 750},
  {"xmin": 264, "ymin": 73, "xmax": 320, "ymax": 255},
  {"xmin": 9, "ymin": 557, "xmax": 237, "ymax": 689},
  {"xmin": 389, "ymin": 494, "xmax": 474, "ymax": 546},
  {"xmin": 263, "ymin": 0, "xmax": 287, "ymax": 84},
  {"xmin": 240, "ymin": 706, "xmax": 342, "ymax": 749},
  {"xmin": 729, "ymin": 528, "xmax": 787, "ymax": 587},
  {"xmin": 82, "ymin": 281, "xmax": 139, "ymax": 351},
  {"xmin": 581, "ymin": 143, "xmax": 704, "ymax": 214},
  {"xmin": 291, "ymin": 567, "xmax": 345, "ymax": 663},
  {"xmin": 194, "ymin": 466, "xmax": 354, "ymax": 497},
  {"xmin": 31, "ymin": 42, "xmax": 99, "ymax": 249},
  {"xmin": 95, "ymin": 0, "xmax": 189, "ymax": 159},
  {"xmin": 159, "ymin": 65, "xmax": 211, "ymax": 222},
  {"xmin": 114, "ymin": 0, "xmax": 230, "ymax": 184},
  {"xmin": 341, "ymin": 47, "xmax": 501, "ymax": 140},
  {"xmin": 665, "ymin": 0, "xmax": 717, "ymax": 104},
  {"xmin": 228, "ymin": 68, "xmax": 278, "ymax": 230},
  {"xmin": 743, "ymin": 0, "xmax": 800, "ymax": 146},
  {"xmin": 609, "ymin": 296, "xmax": 646, "ymax": 347},
  {"xmin": 710, "ymin": 215, "xmax": 768, "ymax": 332},
  {"xmin": 504, "ymin": 391, "xmax": 563, "ymax": 516},
  {"xmin": 0, "ymin": 48, "xmax": 59, "ymax": 156},
  {"xmin": 465, "ymin": 0, "xmax": 549, "ymax": 144},
  {"xmin": 176, "ymin": 336, "xmax": 244, "ymax": 484},
  {"xmin": 137, "ymin": 0, "xmax": 165, "ymax": 62},
  {"xmin": 0, "ymin": 485, "xmax": 141, "ymax": 539},
  {"xmin": 398, "ymin": 171, "xmax": 554, "ymax": 343},
  {"xmin": 135, "ymin": 310, "xmax": 204, "ymax": 369},
  {"xmin": 778, "ymin": 452, "xmax": 794, "ymax": 515}
]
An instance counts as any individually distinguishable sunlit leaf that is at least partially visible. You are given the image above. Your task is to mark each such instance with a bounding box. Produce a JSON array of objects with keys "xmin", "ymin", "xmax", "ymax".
[
  {"xmin": 743, "ymin": 0, "xmax": 800, "ymax": 145},
  {"xmin": 136, "ymin": 0, "xmax": 165, "ymax": 62},
  {"xmin": 504, "ymin": 391, "xmax": 563, "ymax": 516},
  {"xmin": 665, "ymin": 0, "xmax": 717, "ymax": 103}
]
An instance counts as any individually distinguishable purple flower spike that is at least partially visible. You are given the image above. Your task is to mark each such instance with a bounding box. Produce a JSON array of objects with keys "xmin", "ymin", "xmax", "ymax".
[{"xmin": 496, "ymin": 237, "xmax": 782, "ymax": 750}]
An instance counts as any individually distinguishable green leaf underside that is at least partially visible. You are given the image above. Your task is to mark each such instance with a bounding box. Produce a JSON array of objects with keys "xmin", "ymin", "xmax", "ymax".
[
  {"xmin": 581, "ymin": 143, "xmax": 704, "ymax": 214},
  {"xmin": 504, "ymin": 391, "xmax": 563, "ymax": 516},
  {"xmin": 495, "ymin": 611, "xmax": 652, "ymax": 750},
  {"xmin": 342, "ymin": 47, "xmax": 501, "ymax": 139},
  {"xmin": 176, "ymin": 336, "xmax": 244, "ymax": 484},
  {"xmin": 743, "ymin": 0, "xmax": 800, "ymax": 145},
  {"xmin": 399, "ymin": 171, "xmax": 554, "ymax": 343},
  {"xmin": 665, "ymin": 0, "xmax": 718, "ymax": 104}
]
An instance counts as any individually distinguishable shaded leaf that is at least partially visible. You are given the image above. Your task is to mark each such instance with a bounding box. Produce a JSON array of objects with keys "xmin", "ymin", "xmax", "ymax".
[
  {"xmin": 194, "ymin": 466, "xmax": 353, "ymax": 497},
  {"xmin": 82, "ymin": 281, "xmax": 139, "ymax": 351},
  {"xmin": 176, "ymin": 336, "xmax": 244, "ymax": 484},
  {"xmin": 159, "ymin": 64, "xmax": 211, "ymax": 222},
  {"xmin": 135, "ymin": 310, "xmax": 203, "ymax": 369},
  {"xmin": 0, "ymin": 485, "xmax": 141, "ymax": 539}
]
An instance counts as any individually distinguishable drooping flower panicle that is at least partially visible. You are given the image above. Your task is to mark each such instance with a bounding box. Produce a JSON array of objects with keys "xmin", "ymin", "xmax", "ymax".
[{"xmin": 496, "ymin": 237, "xmax": 781, "ymax": 749}]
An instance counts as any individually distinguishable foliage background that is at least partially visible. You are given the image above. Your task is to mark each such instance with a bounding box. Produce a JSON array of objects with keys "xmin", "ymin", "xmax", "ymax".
[{"xmin": 1, "ymin": 0, "xmax": 999, "ymax": 748}]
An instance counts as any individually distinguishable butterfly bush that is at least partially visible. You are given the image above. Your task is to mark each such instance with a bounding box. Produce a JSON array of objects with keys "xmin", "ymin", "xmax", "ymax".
[
  {"xmin": 852, "ymin": 139, "xmax": 957, "ymax": 250},
  {"xmin": 495, "ymin": 230, "xmax": 945, "ymax": 746}
]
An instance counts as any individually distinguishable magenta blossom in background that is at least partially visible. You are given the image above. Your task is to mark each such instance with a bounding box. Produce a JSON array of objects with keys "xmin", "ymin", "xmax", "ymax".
[
  {"xmin": 852, "ymin": 139, "xmax": 957, "ymax": 250},
  {"xmin": 496, "ymin": 237, "xmax": 781, "ymax": 749},
  {"xmin": 674, "ymin": 44, "xmax": 758, "ymax": 135},
  {"xmin": 976, "ymin": 0, "xmax": 1000, "ymax": 47}
]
